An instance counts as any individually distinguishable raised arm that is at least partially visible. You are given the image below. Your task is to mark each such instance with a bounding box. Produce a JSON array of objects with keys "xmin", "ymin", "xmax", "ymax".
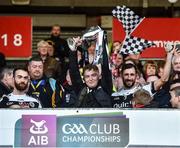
[
  {"xmin": 68, "ymin": 37, "xmax": 84, "ymax": 94},
  {"xmin": 153, "ymin": 46, "xmax": 175, "ymax": 91},
  {"xmin": 100, "ymin": 35, "xmax": 113, "ymax": 96}
]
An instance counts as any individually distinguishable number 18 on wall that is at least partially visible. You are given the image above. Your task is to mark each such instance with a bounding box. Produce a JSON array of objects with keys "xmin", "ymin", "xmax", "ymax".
[
  {"xmin": 1, "ymin": 33, "xmax": 23, "ymax": 47},
  {"xmin": 0, "ymin": 16, "xmax": 32, "ymax": 59}
]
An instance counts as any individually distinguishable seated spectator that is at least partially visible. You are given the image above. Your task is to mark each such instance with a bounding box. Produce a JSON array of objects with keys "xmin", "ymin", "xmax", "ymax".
[
  {"xmin": 0, "ymin": 67, "xmax": 14, "ymax": 98},
  {"xmin": 143, "ymin": 60, "xmax": 158, "ymax": 80},
  {"xmin": 36, "ymin": 40, "xmax": 62, "ymax": 81},
  {"xmin": 27, "ymin": 57, "xmax": 63, "ymax": 108},
  {"xmin": 0, "ymin": 68, "xmax": 41, "ymax": 108}
]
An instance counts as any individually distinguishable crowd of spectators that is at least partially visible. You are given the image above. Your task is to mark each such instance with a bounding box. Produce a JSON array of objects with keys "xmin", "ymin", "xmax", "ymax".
[{"xmin": 0, "ymin": 24, "xmax": 180, "ymax": 109}]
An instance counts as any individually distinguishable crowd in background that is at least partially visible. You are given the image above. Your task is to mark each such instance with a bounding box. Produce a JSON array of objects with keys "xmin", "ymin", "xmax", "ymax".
[{"xmin": 0, "ymin": 24, "xmax": 180, "ymax": 109}]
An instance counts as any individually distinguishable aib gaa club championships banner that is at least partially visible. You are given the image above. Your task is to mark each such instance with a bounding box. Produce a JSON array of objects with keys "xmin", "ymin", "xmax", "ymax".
[{"xmin": 0, "ymin": 109, "xmax": 180, "ymax": 147}]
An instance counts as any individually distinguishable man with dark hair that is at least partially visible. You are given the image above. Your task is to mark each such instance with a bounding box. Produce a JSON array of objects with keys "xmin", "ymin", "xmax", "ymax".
[
  {"xmin": 82, "ymin": 64, "xmax": 99, "ymax": 76},
  {"xmin": 112, "ymin": 47, "xmax": 174, "ymax": 108},
  {"xmin": 68, "ymin": 37, "xmax": 112, "ymax": 108},
  {"xmin": 27, "ymin": 57, "xmax": 62, "ymax": 108},
  {"xmin": 0, "ymin": 68, "xmax": 41, "ymax": 108},
  {"xmin": 0, "ymin": 67, "xmax": 13, "ymax": 98},
  {"xmin": 120, "ymin": 63, "xmax": 138, "ymax": 89}
]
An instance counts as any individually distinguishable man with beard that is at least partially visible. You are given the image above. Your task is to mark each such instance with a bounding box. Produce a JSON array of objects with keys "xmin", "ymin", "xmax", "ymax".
[
  {"xmin": 112, "ymin": 47, "xmax": 174, "ymax": 108},
  {"xmin": 0, "ymin": 68, "xmax": 41, "ymax": 108},
  {"xmin": 27, "ymin": 57, "xmax": 62, "ymax": 108}
]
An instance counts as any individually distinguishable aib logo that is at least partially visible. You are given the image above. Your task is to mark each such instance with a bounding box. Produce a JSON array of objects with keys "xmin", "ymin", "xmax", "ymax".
[
  {"xmin": 30, "ymin": 119, "xmax": 48, "ymax": 134},
  {"xmin": 28, "ymin": 119, "xmax": 48, "ymax": 145},
  {"xmin": 21, "ymin": 115, "xmax": 56, "ymax": 147}
]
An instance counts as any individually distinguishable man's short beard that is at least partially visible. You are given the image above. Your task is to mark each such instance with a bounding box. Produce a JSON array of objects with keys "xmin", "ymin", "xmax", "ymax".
[
  {"xmin": 14, "ymin": 81, "xmax": 28, "ymax": 91},
  {"xmin": 123, "ymin": 79, "xmax": 135, "ymax": 88}
]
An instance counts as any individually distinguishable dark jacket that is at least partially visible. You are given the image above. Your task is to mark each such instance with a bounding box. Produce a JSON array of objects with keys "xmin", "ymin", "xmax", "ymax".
[
  {"xmin": 46, "ymin": 35, "xmax": 70, "ymax": 83},
  {"xmin": 61, "ymin": 81, "xmax": 78, "ymax": 108},
  {"xmin": 34, "ymin": 54, "xmax": 63, "ymax": 83},
  {"xmin": 77, "ymin": 86, "xmax": 112, "ymax": 108},
  {"xmin": 46, "ymin": 35, "xmax": 69, "ymax": 63},
  {"xmin": 0, "ymin": 81, "xmax": 12, "ymax": 98},
  {"xmin": 153, "ymin": 83, "xmax": 171, "ymax": 108},
  {"xmin": 43, "ymin": 56, "xmax": 63, "ymax": 82},
  {"xmin": 27, "ymin": 76, "xmax": 62, "ymax": 108},
  {"xmin": 0, "ymin": 81, "xmax": 12, "ymax": 108},
  {"xmin": 69, "ymin": 39, "xmax": 112, "ymax": 108}
]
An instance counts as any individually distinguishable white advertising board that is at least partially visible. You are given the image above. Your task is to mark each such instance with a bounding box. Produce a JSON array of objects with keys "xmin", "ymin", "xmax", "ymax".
[{"xmin": 0, "ymin": 109, "xmax": 180, "ymax": 147}]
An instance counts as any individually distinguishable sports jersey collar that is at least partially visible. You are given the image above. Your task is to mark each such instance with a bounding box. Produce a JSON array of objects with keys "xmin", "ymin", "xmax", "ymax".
[{"xmin": 112, "ymin": 85, "xmax": 140, "ymax": 96}]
